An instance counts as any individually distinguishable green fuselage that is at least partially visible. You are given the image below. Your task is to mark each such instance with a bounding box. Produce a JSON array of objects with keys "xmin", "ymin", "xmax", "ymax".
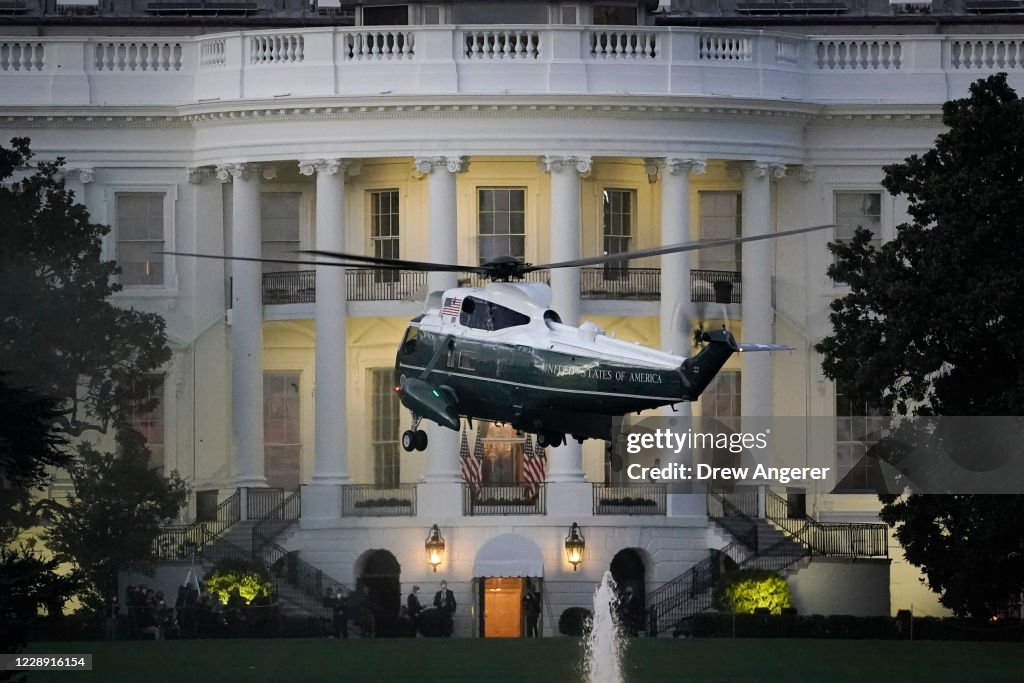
[{"xmin": 395, "ymin": 328, "xmax": 684, "ymax": 441}]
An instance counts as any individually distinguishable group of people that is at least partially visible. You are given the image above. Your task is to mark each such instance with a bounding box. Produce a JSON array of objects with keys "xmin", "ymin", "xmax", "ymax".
[
  {"xmin": 115, "ymin": 582, "xmax": 278, "ymax": 640},
  {"xmin": 406, "ymin": 581, "xmax": 458, "ymax": 637}
]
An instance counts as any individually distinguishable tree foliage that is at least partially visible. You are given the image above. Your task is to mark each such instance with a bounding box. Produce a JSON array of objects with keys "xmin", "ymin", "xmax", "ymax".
[
  {"xmin": 43, "ymin": 430, "xmax": 188, "ymax": 606},
  {"xmin": 815, "ymin": 74, "xmax": 1024, "ymax": 618},
  {"xmin": 0, "ymin": 137, "xmax": 181, "ymax": 612},
  {"xmin": 0, "ymin": 137, "xmax": 170, "ymax": 438}
]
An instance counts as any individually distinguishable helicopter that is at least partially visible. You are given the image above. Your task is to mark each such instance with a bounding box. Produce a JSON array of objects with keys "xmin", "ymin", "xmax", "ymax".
[{"xmin": 171, "ymin": 223, "xmax": 830, "ymax": 451}]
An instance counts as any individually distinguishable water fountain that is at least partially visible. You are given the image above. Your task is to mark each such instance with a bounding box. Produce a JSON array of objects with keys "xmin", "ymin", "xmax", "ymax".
[{"xmin": 582, "ymin": 570, "xmax": 627, "ymax": 683}]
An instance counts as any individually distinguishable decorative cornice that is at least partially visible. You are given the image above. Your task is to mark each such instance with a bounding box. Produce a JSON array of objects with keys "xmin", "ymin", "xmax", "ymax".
[
  {"xmin": 412, "ymin": 156, "xmax": 467, "ymax": 176},
  {"xmin": 62, "ymin": 167, "xmax": 94, "ymax": 184},
  {"xmin": 215, "ymin": 162, "xmax": 259, "ymax": 183},
  {"xmin": 541, "ymin": 155, "xmax": 592, "ymax": 175},
  {"xmin": 729, "ymin": 160, "xmax": 787, "ymax": 180},
  {"xmin": 186, "ymin": 166, "xmax": 214, "ymax": 184},
  {"xmin": 644, "ymin": 157, "xmax": 708, "ymax": 180},
  {"xmin": 797, "ymin": 165, "xmax": 815, "ymax": 183},
  {"xmin": 297, "ymin": 158, "xmax": 362, "ymax": 177}
]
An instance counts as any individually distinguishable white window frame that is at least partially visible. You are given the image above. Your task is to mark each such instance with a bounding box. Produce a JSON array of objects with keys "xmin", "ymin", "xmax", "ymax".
[
  {"xmin": 107, "ymin": 184, "xmax": 178, "ymax": 294},
  {"xmin": 825, "ymin": 185, "xmax": 892, "ymax": 289},
  {"xmin": 476, "ymin": 186, "xmax": 527, "ymax": 265}
]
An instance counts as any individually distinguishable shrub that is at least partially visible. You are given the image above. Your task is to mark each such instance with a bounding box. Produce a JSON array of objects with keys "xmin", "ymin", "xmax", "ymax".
[
  {"xmin": 203, "ymin": 558, "xmax": 272, "ymax": 605},
  {"xmin": 712, "ymin": 569, "xmax": 793, "ymax": 615},
  {"xmin": 558, "ymin": 607, "xmax": 593, "ymax": 636}
]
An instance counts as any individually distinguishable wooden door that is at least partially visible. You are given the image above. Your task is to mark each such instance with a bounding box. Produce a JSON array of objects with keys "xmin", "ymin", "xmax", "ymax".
[{"xmin": 483, "ymin": 578, "xmax": 523, "ymax": 638}]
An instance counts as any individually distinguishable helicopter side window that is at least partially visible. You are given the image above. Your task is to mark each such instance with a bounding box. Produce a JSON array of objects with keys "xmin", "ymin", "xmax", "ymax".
[
  {"xmin": 459, "ymin": 296, "xmax": 528, "ymax": 331},
  {"xmin": 400, "ymin": 326, "xmax": 419, "ymax": 355}
]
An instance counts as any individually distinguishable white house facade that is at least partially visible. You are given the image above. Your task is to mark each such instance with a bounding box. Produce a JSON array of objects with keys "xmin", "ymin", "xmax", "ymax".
[{"xmin": 4, "ymin": 0, "xmax": 1017, "ymax": 635}]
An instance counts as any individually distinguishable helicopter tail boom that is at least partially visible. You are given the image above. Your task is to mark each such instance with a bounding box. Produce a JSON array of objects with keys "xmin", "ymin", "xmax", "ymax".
[
  {"xmin": 678, "ymin": 329, "xmax": 740, "ymax": 400},
  {"xmin": 678, "ymin": 330, "xmax": 793, "ymax": 401}
]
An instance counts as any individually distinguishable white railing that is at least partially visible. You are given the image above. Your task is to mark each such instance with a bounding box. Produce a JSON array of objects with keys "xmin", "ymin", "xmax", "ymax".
[
  {"xmin": 0, "ymin": 42, "xmax": 43, "ymax": 71},
  {"xmin": 3, "ymin": 28, "xmax": 1024, "ymax": 106},
  {"xmin": 462, "ymin": 29, "xmax": 540, "ymax": 59},
  {"xmin": 94, "ymin": 41, "xmax": 183, "ymax": 72},
  {"xmin": 815, "ymin": 39, "xmax": 902, "ymax": 70},
  {"xmin": 589, "ymin": 29, "xmax": 657, "ymax": 59},
  {"xmin": 199, "ymin": 39, "xmax": 225, "ymax": 70},
  {"xmin": 249, "ymin": 34, "xmax": 303, "ymax": 65},
  {"xmin": 344, "ymin": 30, "xmax": 415, "ymax": 60},
  {"xmin": 949, "ymin": 39, "xmax": 1024, "ymax": 69},
  {"xmin": 699, "ymin": 34, "xmax": 752, "ymax": 62}
]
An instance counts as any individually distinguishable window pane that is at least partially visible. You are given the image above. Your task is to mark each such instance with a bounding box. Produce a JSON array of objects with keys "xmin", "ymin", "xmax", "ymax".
[
  {"xmin": 371, "ymin": 368, "xmax": 400, "ymax": 487},
  {"xmin": 477, "ymin": 188, "xmax": 526, "ymax": 264},
  {"xmin": 834, "ymin": 191, "xmax": 882, "ymax": 250},
  {"xmin": 261, "ymin": 193, "xmax": 301, "ymax": 274},
  {"xmin": 117, "ymin": 193, "xmax": 165, "ymax": 286}
]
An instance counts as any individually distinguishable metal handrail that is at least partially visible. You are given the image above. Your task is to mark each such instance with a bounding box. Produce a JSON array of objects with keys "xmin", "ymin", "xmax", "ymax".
[
  {"xmin": 462, "ymin": 483, "xmax": 546, "ymax": 516},
  {"xmin": 592, "ymin": 483, "xmax": 666, "ymax": 515},
  {"xmin": 251, "ymin": 489, "xmax": 301, "ymax": 556},
  {"xmin": 707, "ymin": 490, "xmax": 759, "ymax": 551},
  {"xmin": 340, "ymin": 484, "xmax": 416, "ymax": 517},
  {"xmin": 154, "ymin": 488, "xmax": 240, "ymax": 560},
  {"xmin": 765, "ymin": 490, "xmax": 888, "ymax": 558}
]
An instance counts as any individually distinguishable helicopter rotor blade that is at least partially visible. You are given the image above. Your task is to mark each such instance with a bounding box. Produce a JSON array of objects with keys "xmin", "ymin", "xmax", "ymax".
[
  {"xmin": 160, "ymin": 251, "xmax": 407, "ymax": 269},
  {"xmin": 301, "ymin": 249, "xmax": 487, "ymax": 274},
  {"xmin": 524, "ymin": 223, "xmax": 835, "ymax": 272}
]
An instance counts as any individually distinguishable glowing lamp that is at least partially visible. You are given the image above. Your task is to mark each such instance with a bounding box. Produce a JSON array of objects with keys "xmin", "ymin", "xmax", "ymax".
[
  {"xmin": 425, "ymin": 524, "xmax": 445, "ymax": 573},
  {"xmin": 564, "ymin": 522, "xmax": 585, "ymax": 571}
]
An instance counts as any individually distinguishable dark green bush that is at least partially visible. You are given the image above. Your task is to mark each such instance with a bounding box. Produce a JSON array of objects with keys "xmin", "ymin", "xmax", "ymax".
[{"xmin": 558, "ymin": 607, "xmax": 592, "ymax": 636}]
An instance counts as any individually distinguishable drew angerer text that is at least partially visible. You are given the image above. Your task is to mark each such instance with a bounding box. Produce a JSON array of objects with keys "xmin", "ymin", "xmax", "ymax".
[{"xmin": 627, "ymin": 463, "xmax": 831, "ymax": 485}]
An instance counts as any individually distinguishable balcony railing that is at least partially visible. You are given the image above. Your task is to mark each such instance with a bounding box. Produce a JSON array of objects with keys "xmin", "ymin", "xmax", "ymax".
[
  {"xmin": 261, "ymin": 269, "xmax": 426, "ymax": 304},
  {"xmin": 592, "ymin": 483, "xmax": 667, "ymax": 515},
  {"xmin": 261, "ymin": 267, "xmax": 688, "ymax": 304},
  {"xmin": 340, "ymin": 484, "xmax": 417, "ymax": 517},
  {"xmin": 6, "ymin": 28, "xmax": 1024, "ymax": 107},
  {"xmin": 690, "ymin": 269, "xmax": 742, "ymax": 304},
  {"xmin": 463, "ymin": 483, "xmax": 546, "ymax": 516},
  {"xmin": 581, "ymin": 268, "xmax": 659, "ymax": 301}
]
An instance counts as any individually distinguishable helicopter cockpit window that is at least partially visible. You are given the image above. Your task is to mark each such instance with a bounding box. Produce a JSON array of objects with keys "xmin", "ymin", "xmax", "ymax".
[
  {"xmin": 459, "ymin": 296, "xmax": 529, "ymax": 331},
  {"xmin": 400, "ymin": 326, "xmax": 419, "ymax": 355}
]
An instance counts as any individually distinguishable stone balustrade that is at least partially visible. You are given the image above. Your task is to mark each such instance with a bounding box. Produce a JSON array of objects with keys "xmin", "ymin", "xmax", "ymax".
[{"xmin": 2, "ymin": 28, "xmax": 1024, "ymax": 107}]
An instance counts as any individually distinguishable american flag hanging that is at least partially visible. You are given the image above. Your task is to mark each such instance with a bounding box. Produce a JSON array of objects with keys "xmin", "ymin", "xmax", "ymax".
[
  {"xmin": 441, "ymin": 296, "xmax": 462, "ymax": 318},
  {"xmin": 460, "ymin": 429, "xmax": 483, "ymax": 494},
  {"xmin": 523, "ymin": 435, "xmax": 547, "ymax": 498}
]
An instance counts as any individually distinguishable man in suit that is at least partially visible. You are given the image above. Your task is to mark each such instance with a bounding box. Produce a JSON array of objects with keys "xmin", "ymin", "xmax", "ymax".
[
  {"xmin": 407, "ymin": 585, "xmax": 423, "ymax": 623},
  {"xmin": 433, "ymin": 580, "xmax": 456, "ymax": 636}
]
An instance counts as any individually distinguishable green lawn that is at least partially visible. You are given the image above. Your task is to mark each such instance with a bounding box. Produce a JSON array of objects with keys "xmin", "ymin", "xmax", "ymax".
[{"xmin": 23, "ymin": 638, "xmax": 1024, "ymax": 683}]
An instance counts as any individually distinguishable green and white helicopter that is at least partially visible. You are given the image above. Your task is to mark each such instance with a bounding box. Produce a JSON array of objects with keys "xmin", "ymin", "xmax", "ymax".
[{"xmin": 298, "ymin": 224, "xmax": 830, "ymax": 451}]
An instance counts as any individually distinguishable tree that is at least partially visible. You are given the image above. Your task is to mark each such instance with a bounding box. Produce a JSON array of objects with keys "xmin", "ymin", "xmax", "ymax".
[
  {"xmin": 43, "ymin": 430, "xmax": 188, "ymax": 606},
  {"xmin": 0, "ymin": 138, "xmax": 179, "ymax": 609},
  {"xmin": 816, "ymin": 74, "xmax": 1024, "ymax": 618},
  {"xmin": 0, "ymin": 379, "xmax": 82, "ymax": 668},
  {"xmin": 0, "ymin": 137, "xmax": 170, "ymax": 439}
]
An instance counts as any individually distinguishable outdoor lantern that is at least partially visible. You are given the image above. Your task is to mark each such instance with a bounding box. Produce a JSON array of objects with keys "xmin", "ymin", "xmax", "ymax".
[
  {"xmin": 564, "ymin": 522, "xmax": 585, "ymax": 571},
  {"xmin": 425, "ymin": 524, "xmax": 445, "ymax": 573}
]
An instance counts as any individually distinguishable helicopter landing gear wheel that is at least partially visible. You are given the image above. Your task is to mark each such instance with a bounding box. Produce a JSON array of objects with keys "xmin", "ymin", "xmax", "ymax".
[
  {"xmin": 402, "ymin": 429, "xmax": 429, "ymax": 452},
  {"xmin": 402, "ymin": 430, "xmax": 417, "ymax": 452},
  {"xmin": 536, "ymin": 431, "xmax": 564, "ymax": 448}
]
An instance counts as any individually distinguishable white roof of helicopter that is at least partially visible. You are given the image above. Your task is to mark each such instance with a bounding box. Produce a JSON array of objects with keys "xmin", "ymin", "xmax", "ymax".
[{"xmin": 419, "ymin": 282, "xmax": 685, "ymax": 370}]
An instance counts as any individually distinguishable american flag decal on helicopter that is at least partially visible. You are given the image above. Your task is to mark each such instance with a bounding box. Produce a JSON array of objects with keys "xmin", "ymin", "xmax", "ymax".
[{"xmin": 441, "ymin": 296, "xmax": 462, "ymax": 318}]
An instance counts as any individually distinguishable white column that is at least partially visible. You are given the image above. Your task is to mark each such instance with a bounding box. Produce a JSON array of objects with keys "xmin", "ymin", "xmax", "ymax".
[
  {"xmin": 414, "ymin": 156, "xmax": 465, "ymax": 485},
  {"xmin": 740, "ymin": 162, "xmax": 784, "ymax": 414},
  {"xmin": 217, "ymin": 162, "xmax": 267, "ymax": 489},
  {"xmin": 416, "ymin": 156, "xmax": 465, "ymax": 294},
  {"xmin": 300, "ymin": 159, "xmax": 351, "ymax": 486},
  {"xmin": 652, "ymin": 157, "xmax": 706, "ymax": 357},
  {"xmin": 651, "ymin": 158, "xmax": 707, "ymax": 514},
  {"xmin": 542, "ymin": 155, "xmax": 590, "ymax": 485}
]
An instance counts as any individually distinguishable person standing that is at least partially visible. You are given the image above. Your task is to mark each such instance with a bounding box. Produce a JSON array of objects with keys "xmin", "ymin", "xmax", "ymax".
[
  {"xmin": 407, "ymin": 585, "xmax": 423, "ymax": 623},
  {"xmin": 433, "ymin": 580, "xmax": 456, "ymax": 636},
  {"xmin": 522, "ymin": 585, "xmax": 541, "ymax": 637}
]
